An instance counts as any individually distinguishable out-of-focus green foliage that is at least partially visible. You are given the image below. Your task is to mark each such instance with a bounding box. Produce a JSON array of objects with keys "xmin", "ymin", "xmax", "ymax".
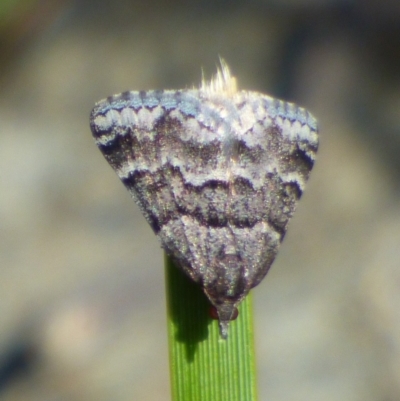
[{"xmin": 0, "ymin": 0, "xmax": 35, "ymax": 26}]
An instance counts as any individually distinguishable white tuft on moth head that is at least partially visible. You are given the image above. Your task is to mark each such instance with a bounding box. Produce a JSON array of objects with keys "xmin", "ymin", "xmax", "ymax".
[{"xmin": 200, "ymin": 58, "xmax": 237, "ymax": 97}]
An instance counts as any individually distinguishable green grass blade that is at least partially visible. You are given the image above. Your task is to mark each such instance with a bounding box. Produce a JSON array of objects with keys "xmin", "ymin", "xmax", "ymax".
[{"xmin": 165, "ymin": 254, "xmax": 258, "ymax": 401}]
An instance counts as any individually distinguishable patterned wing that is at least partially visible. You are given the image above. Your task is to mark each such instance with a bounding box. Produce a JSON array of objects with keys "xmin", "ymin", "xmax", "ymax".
[{"xmin": 90, "ymin": 88, "xmax": 318, "ymax": 338}]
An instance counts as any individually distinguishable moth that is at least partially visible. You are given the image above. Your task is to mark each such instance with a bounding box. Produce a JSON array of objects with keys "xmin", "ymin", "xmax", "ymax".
[{"xmin": 90, "ymin": 62, "xmax": 318, "ymax": 338}]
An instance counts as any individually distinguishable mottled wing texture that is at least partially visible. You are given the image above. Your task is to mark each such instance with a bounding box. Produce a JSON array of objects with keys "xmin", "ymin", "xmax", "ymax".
[{"xmin": 90, "ymin": 88, "xmax": 318, "ymax": 337}]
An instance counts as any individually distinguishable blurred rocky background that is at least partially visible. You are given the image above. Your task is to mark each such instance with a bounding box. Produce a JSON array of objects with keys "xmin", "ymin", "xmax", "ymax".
[{"xmin": 1, "ymin": 0, "xmax": 400, "ymax": 400}]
